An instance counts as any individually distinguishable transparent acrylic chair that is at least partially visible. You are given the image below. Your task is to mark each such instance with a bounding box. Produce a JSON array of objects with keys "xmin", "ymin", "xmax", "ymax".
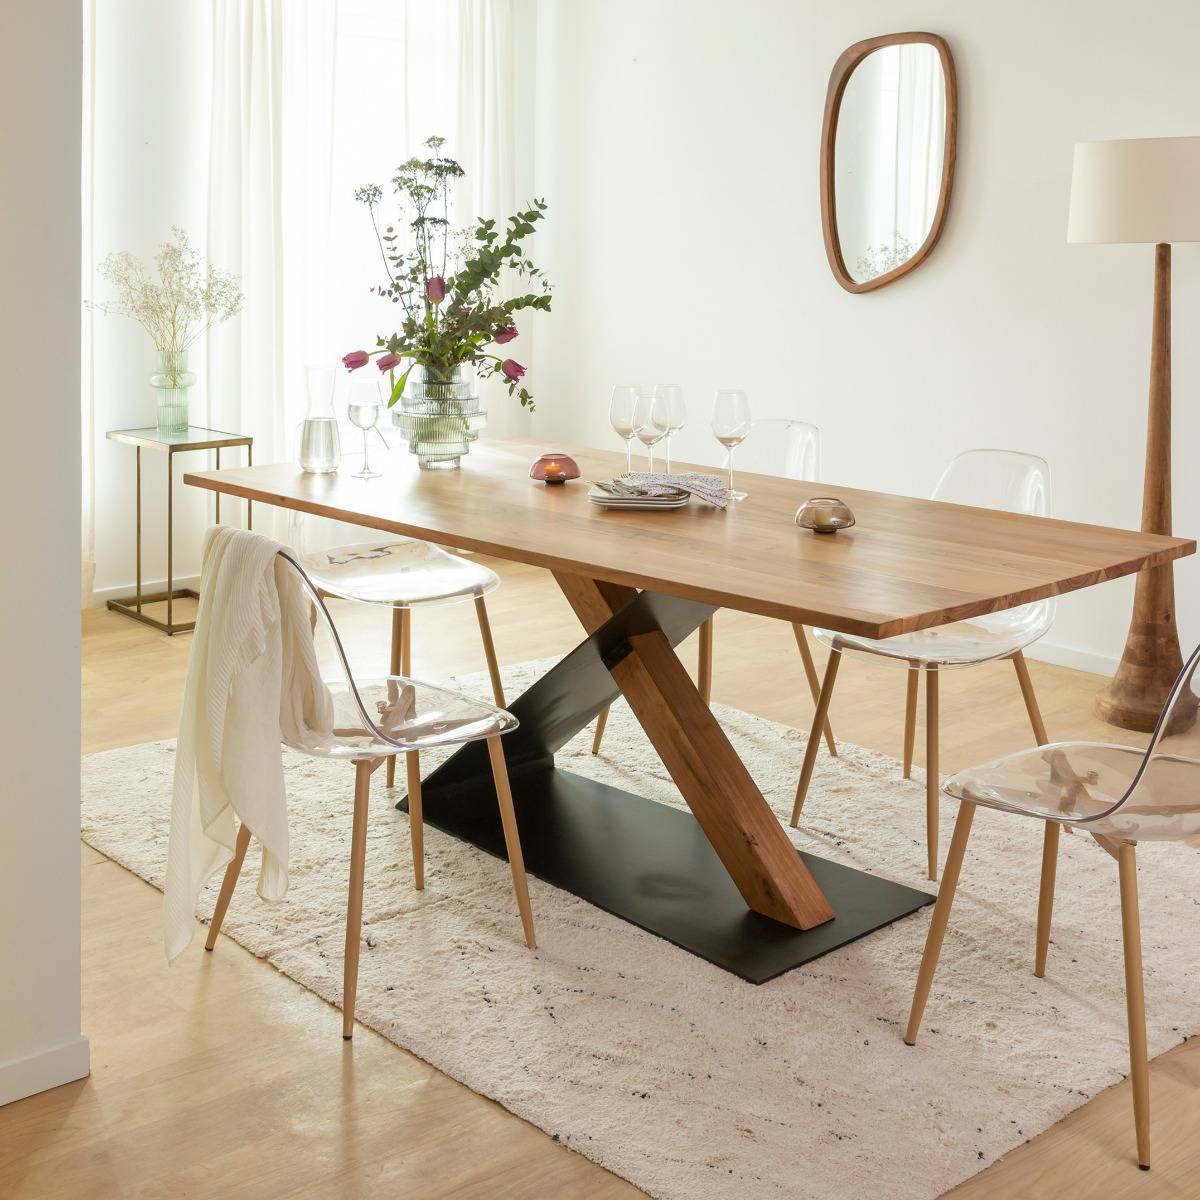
[
  {"xmin": 591, "ymin": 418, "xmax": 836, "ymax": 757},
  {"xmin": 289, "ymin": 512, "xmax": 507, "ymax": 790},
  {"xmin": 904, "ymin": 643, "xmax": 1200, "ymax": 1171},
  {"xmin": 792, "ymin": 450, "xmax": 1055, "ymax": 880},
  {"xmin": 203, "ymin": 549, "xmax": 535, "ymax": 1040}
]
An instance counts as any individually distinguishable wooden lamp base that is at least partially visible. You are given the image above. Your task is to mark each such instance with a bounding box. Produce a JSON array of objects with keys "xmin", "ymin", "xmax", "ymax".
[
  {"xmin": 1094, "ymin": 562, "xmax": 1184, "ymax": 732},
  {"xmin": 1095, "ymin": 243, "xmax": 1185, "ymax": 733}
]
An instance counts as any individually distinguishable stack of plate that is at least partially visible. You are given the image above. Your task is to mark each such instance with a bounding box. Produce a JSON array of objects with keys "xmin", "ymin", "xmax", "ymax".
[{"xmin": 587, "ymin": 481, "xmax": 690, "ymax": 511}]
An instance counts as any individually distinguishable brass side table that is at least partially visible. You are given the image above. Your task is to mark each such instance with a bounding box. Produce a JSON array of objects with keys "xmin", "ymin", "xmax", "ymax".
[{"xmin": 106, "ymin": 426, "xmax": 253, "ymax": 635}]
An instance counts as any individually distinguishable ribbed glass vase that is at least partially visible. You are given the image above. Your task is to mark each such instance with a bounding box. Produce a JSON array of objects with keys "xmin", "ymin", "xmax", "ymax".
[
  {"xmin": 391, "ymin": 363, "xmax": 486, "ymax": 469},
  {"xmin": 150, "ymin": 349, "xmax": 196, "ymax": 434}
]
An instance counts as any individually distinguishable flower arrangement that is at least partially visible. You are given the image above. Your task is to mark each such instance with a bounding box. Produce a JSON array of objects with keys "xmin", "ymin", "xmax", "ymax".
[
  {"xmin": 342, "ymin": 136, "xmax": 551, "ymax": 410},
  {"xmin": 92, "ymin": 227, "xmax": 243, "ymax": 385}
]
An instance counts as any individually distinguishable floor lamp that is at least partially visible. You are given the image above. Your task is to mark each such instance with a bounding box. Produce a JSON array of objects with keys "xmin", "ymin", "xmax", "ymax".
[{"xmin": 1068, "ymin": 136, "xmax": 1200, "ymax": 732}]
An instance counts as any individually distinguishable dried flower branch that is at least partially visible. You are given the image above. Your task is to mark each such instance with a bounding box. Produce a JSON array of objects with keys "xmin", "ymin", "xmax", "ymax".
[{"xmin": 90, "ymin": 228, "xmax": 243, "ymax": 376}]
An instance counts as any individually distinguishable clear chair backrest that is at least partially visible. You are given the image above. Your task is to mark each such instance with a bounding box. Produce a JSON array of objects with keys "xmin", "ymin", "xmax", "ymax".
[
  {"xmin": 736, "ymin": 418, "xmax": 821, "ymax": 481},
  {"xmin": 288, "ymin": 508, "xmax": 409, "ymax": 562},
  {"xmin": 275, "ymin": 546, "xmax": 386, "ymax": 739},
  {"xmin": 931, "ymin": 448, "xmax": 1050, "ymax": 517},
  {"xmin": 931, "ymin": 449, "xmax": 1054, "ymax": 641},
  {"xmin": 1107, "ymin": 642, "xmax": 1200, "ymax": 840}
]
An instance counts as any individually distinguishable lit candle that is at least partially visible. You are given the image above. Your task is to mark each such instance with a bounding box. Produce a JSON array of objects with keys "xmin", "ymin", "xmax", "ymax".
[{"xmin": 529, "ymin": 452, "xmax": 580, "ymax": 485}]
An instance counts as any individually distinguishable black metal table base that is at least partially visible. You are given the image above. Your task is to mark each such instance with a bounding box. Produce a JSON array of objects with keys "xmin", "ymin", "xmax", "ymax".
[{"xmin": 403, "ymin": 588, "xmax": 934, "ymax": 984}]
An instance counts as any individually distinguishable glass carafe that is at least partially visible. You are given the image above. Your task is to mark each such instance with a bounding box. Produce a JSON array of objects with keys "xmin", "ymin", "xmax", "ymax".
[{"xmin": 300, "ymin": 365, "xmax": 341, "ymax": 473}]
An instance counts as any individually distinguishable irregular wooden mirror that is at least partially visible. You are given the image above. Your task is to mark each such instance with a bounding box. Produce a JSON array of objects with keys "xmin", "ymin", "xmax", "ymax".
[{"xmin": 821, "ymin": 32, "xmax": 957, "ymax": 293}]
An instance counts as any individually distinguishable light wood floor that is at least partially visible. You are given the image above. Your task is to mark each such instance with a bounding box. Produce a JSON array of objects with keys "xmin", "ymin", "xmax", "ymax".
[{"xmin": 4, "ymin": 557, "xmax": 1198, "ymax": 1198}]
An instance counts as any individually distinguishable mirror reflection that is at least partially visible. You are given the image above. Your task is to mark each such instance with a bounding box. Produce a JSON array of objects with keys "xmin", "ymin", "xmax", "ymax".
[{"xmin": 834, "ymin": 43, "xmax": 947, "ymax": 285}]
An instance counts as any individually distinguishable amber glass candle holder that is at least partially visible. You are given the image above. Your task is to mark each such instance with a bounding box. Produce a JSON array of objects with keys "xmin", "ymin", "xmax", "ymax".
[
  {"xmin": 530, "ymin": 453, "xmax": 581, "ymax": 485},
  {"xmin": 795, "ymin": 496, "xmax": 855, "ymax": 534}
]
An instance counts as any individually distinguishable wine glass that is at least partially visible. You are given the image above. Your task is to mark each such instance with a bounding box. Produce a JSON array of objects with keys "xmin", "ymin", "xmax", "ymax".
[
  {"xmin": 347, "ymin": 375, "xmax": 383, "ymax": 480},
  {"xmin": 633, "ymin": 385, "xmax": 670, "ymax": 473},
  {"xmin": 712, "ymin": 389, "xmax": 751, "ymax": 500},
  {"xmin": 658, "ymin": 385, "xmax": 686, "ymax": 473},
  {"xmin": 609, "ymin": 384, "xmax": 639, "ymax": 476}
]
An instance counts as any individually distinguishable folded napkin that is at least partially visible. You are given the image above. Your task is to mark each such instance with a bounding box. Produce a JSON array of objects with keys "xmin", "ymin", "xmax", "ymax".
[{"xmin": 624, "ymin": 472, "xmax": 730, "ymax": 509}]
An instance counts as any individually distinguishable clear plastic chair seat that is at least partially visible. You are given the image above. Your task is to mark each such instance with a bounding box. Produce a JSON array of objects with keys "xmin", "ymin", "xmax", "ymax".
[
  {"xmin": 814, "ymin": 605, "xmax": 1052, "ymax": 668},
  {"xmin": 288, "ymin": 674, "xmax": 517, "ymax": 761},
  {"xmin": 946, "ymin": 722, "xmax": 1200, "ymax": 842},
  {"xmin": 297, "ymin": 537, "xmax": 500, "ymax": 608}
]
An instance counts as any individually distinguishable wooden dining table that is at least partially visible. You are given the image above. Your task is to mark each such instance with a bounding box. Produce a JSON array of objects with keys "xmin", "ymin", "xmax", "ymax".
[{"xmin": 186, "ymin": 440, "xmax": 1194, "ymax": 982}]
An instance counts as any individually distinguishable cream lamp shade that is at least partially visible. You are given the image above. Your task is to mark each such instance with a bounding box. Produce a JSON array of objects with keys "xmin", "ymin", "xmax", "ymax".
[{"xmin": 1067, "ymin": 136, "xmax": 1200, "ymax": 244}]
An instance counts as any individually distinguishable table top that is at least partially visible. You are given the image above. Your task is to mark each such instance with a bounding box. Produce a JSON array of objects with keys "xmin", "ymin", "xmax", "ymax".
[
  {"xmin": 184, "ymin": 440, "xmax": 1195, "ymax": 639},
  {"xmin": 107, "ymin": 426, "xmax": 253, "ymax": 452}
]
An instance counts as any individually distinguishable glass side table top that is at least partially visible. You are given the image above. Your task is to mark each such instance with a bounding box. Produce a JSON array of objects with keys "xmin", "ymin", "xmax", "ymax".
[{"xmin": 106, "ymin": 426, "xmax": 253, "ymax": 451}]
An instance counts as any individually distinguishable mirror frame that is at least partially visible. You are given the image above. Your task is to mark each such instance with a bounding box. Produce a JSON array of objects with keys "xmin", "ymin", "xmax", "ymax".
[{"xmin": 820, "ymin": 32, "xmax": 958, "ymax": 294}]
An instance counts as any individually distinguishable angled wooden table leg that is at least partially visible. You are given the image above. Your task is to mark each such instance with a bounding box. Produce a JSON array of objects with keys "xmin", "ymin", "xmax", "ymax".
[
  {"xmin": 555, "ymin": 572, "xmax": 834, "ymax": 930},
  {"xmin": 409, "ymin": 573, "xmax": 932, "ymax": 981}
]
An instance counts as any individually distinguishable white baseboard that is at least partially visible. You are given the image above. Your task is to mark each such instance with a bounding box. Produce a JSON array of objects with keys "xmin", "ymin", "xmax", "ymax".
[
  {"xmin": 1024, "ymin": 638, "xmax": 1118, "ymax": 679},
  {"xmin": 89, "ymin": 575, "xmax": 200, "ymax": 608},
  {"xmin": 0, "ymin": 1035, "xmax": 90, "ymax": 1107}
]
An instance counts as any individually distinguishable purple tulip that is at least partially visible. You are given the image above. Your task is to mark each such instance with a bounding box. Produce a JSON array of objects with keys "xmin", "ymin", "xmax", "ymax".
[
  {"xmin": 501, "ymin": 358, "xmax": 525, "ymax": 382},
  {"xmin": 425, "ymin": 276, "xmax": 446, "ymax": 304},
  {"xmin": 494, "ymin": 325, "xmax": 518, "ymax": 345},
  {"xmin": 376, "ymin": 352, "xmax": 401, "ymax": 372},
  {"xmin": 341, "ymin": 350, "xmax": 369, "ymax": 371}
]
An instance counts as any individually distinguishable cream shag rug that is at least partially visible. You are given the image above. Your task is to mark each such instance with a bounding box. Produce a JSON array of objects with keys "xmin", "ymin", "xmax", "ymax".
[{"xmin": 81, "ymin": 660, "xmax": 1200, "ymax": 1200}]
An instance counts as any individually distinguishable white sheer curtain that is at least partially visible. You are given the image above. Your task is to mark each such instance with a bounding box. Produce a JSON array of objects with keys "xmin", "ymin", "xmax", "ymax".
[
  {"xmin": 206, "ymin": 0, "xmax": 296, "ymax": 538},
  {"xmin": 457, "ymin": 0, "xmax": 523, "ymax": 440},
  {"xmin": 205, "ymin": 0, "xmax": 522, "ymax": 500}
]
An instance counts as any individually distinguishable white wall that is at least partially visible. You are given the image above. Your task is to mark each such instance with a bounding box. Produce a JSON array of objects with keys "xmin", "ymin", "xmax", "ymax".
[
  {"xmin": 0, "ymin": 0, "xmax": 90, "ymax": 1105},
  {"xmin": 528, "ymin": 0, "xmax": 1200, "ymax": 672}
]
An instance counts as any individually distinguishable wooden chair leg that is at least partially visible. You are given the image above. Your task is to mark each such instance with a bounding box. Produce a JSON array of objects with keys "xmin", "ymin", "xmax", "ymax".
[
  {"xmin": 591, "ymin": 705, "xmax": 610, "ymax": 755},
  {"xmin": 343, "ymin": 759, "xmax": 373, "ymax": 1040},
  {"xmin": 406, "ymin": 750, "xmax": 423, "ymax": 891},
  {"xmin": 386, "ymin": 608, "xmax": 410, "ymax": 788},
  {"xmin": 698, "ymin": 615, "xmax": 714, "ymax": 704},
  {"xmin": 792, "ymin": 623, "xmax": 837, "ymax": 757},
  {"xmin": 905, "ymin": 800, "xmax": 976, "ymax": 1046},
  {"xmin": 1034, "ymin": 821, "xmax": 1060, "ymax": 978},
  {"xmin": 475, "ymin": 595, "xmax": 506, "ymax": 708},
  {"xmin": 205, "ymin": 822, "xmax": 252, "ymax": 951},
  {"xmin": 1117, "ymin": 842, "xmax": 1151, "ymax": 1169},
  {"xmin": 486, "ymin": 736, "xmax": 536, "ymax": 949},
  {"xmin": 1012, "ymin": 650, "xmax": 1049, "ymax": 745},
  {"xmin": 903, "ymin": 665, "xmax": 919, "ymax": 779},
  {"xmin": 925, "ymin": 665, "xmax": 940, "ymax": 881},
  {"xmin": 791, "ymin": 648, "xmax": 842, "ymax": 827},
  {"xmin": 400, "ymin": 606, "xmax": 412, "ymax": 675}
]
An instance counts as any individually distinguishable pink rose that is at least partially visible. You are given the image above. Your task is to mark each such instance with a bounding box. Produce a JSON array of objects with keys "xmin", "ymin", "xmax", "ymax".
[
  {"xmin": 501, "ymin": 358, "xmax": 525, "ymax": 382},
  {"xmin": 376, "ymin": 352, "xmax": 401, "ymax": 372},
  {"xmin": 494, "ymin": 325, "xmax": 518, "ymax": 345},
  {"xmin": 341, "ymin": 350, "xmax": 369, "ymax": 371},
  {"xmin": 425, "ymin": 276, "xmax": 446, "ymax": 304}
]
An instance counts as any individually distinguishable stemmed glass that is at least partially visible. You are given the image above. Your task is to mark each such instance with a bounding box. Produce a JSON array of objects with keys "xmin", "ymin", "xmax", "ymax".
[
  {"xmin": 712, "ymin": 389, "xmax": 751, "ymax": 500},
  {"xmin": 658, "ymin": 386, "xmax": 686, "ymax": 473},
  {"xmin": 347, "ymin": 375, "xmax": 383, "ymax": 480},
  {"xmin": 609, "ymin": 384, "xmax": 639, "ymax": 476},
  {"xmin": 633, "ymin": 385, "xmax": 670, "ymax": 473}
]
